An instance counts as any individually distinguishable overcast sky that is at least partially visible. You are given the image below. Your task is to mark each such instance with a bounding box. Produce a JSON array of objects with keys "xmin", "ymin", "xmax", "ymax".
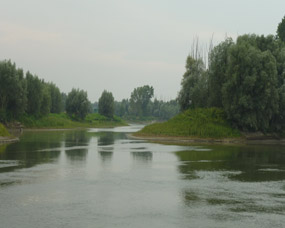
[{"xmin": 0, "ymin": 0, "xmax": 284, "ymax": 102}]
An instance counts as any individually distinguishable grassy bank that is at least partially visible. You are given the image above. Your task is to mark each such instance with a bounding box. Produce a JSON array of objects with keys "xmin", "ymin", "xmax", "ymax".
[
  {"xmin": 19, "ymin": 113, "xmax": 127, "ymax": 129},
  {"xmin": 0, "ymin": 123, "xmax": 10, "ymax": 137},
  {"xmin": 135, "ymin": 108, "xmax": 241, "ymax": 139}
]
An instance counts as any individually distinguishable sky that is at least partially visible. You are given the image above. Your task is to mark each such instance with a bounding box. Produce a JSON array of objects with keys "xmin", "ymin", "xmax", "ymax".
[{"xmin": 0, "ymin": 0, "xmax": 284, "ymax": 102}]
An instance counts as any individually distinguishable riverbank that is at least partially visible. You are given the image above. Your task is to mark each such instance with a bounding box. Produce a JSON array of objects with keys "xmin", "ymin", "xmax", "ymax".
[
  {"xmin": 133, "ymin": 108, "xmax": 285, "ymax": 145},
  {"xmin": 17, "ymin": 113, "xmax": 127, "ymax": 129},
  {"xmin": 136, "ymin": 108, "xmax": 240, "ymax": 138},
  {"xmin": 0, "ymin": 113, "xmax": 127, "ymax": 143},
  {"xmin": 0, "ymin": 123, "xmax": 17, "ymax": 144}
]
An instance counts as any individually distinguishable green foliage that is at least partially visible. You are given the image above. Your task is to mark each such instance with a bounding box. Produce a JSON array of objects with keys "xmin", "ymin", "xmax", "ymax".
[
  {"xmin": 222, "ymin": 35, "xmax": 279, "ymax": 132},
  {"xmin": 277, "ymin": 15, "xmax": 285, "ymax": 42},
  {"xmin": 149, "ymin": 99, "xmax": 180, "ymax": 120},
  {"xmin": 0, "ymin": 59, "xmax": 94, "ymax": 125},
  {"xmin": 26, "ymin": 72, "xmax": 43, "ymax": 115},
  {"xmin": 178, "ymin": 32, "xmax": 285, "ymax": 133},
  {"xmin": 85, "ymin": 113, "xmax": 126, "ymax": 127},
  {"xmin": 20, "ymin": 113, "xmax": 126, "ymax": 129},
  {"xmin": 61, "ymin": 92, "xmax": 67, "ymax": 112},
  {"xmin": 177, "ymin": 56, "xmax": 208, "ymax": 110},
  {"xmin": 0, "ymin": 123, "xmax": 10, "ymax": 137},
  {"xmin": 66, "ymin": 88, "xmax": 91, "ymax": 120},
  {"xmin": 208, "ymin": 38, "xmax": 234, "ymax": 107},
  {"xmin": 48, "ymin": 83, "xmax": 62, "ymax": 113},
  {"xmin": 0, "ymin": 60, "xmax": 27, "ymax": 120},
  {"xmin": 98, "ymin": 90, "xmax": 114, "ymax": 118},
  {"xmin": 129, "ymin": 85, "xmax": 154, "ymax": 116},
  {"xmin": 85, "ymin": 113, "xmax": 107, "ymax": 122},
  {"xmin": 40, "ymin": 84, "xmax": 51, "ymax": 116},
  {"xmin": 115, "ymin": 99, "xmax": 129, "ymax": 117},
  {"xmin": 137, "ymin": 108, "xmax": 240, "ymax": 138},
  {"xmin": 115, "ymin": 98, "xmax": 179, "ymax": 121},
  {"xmin": 20, "ymin": 113, "xmax": 77, "ymax": 128}
]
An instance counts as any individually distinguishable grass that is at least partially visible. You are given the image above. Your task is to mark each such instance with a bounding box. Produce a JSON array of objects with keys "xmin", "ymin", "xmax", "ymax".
[
  {"xmin": 135, "ymin": 108, "xmax": 241, "ymax": 139},
  {"xmin": 19, "ymin": 113, "xmax": 127, "ymax": 129},
  {"xmin": 0, "ymin": 123, "xmax": 10, "ymax": 137}
]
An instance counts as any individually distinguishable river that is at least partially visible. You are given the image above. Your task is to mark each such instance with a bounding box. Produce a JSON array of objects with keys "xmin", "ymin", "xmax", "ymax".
[{"xmin": 0, "ymin": 125, "xmax": 285, "ymax": 228}]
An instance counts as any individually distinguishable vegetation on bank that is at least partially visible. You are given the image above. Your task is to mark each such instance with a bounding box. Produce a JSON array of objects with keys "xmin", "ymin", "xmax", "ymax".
[
  {"xmin": 136, "ymin": 16, "xmax": 285, "ymax": 140},
  {"xmin": 0, "ymin": 123, "xmax": 10, "ymax": 137},
  {"xmin": 0, "ymin": 61, "xmax": 179, "ymax": 130},
  {"xmin": 136, "ymin": 108, "xmax": 241, "ymax": 139},
  {"xmin": 19, "ymin": 113, "xmax": 126, "ymax": 129},
  {"xmin": 174, "ymin": 16, "xmax": 285, "ymax": 134}
]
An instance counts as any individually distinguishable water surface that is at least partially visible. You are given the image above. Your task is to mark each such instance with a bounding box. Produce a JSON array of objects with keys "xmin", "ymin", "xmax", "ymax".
[{"xmin": 0, "ymin": 125, "xmax": 285, "ymax": 228}]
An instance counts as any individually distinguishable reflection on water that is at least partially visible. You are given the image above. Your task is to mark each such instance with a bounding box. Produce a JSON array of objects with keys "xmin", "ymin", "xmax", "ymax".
[
  {"xmin": 176, "ymin": 144, "xmax": 285, "ymax": 224},
  {"xmin": 97, "ymin": 132, "xmax": 114, "ymax": 162},
  {"xmin": 65, "ymin": 130, "xmax": 91, "ymax": 147},
  {"xmin": 0, "ymin": 126, "xmax": 285, "ymax": 228},
  {"xmin": 97, "ymin": 132, "xmax": 115, "ymax": 146},
  {"xmin": 175, "ymin": 144, "xmax": 285, "ymax": 182},
  {"xmin": 64, "ymin": 131, "xmax": 91, "ymax": 162},
  {"xmin": 131, "ymin": 151, "xmax": 153, "ymax": 162},
  {"xmin": 65, "ymin": 149, "xmax": 88, "ymax": 161}
]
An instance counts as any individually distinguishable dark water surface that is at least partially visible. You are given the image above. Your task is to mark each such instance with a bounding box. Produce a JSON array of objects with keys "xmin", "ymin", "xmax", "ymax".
[{"xmin": 0, "ymin": 125, "xmax": 285, "ymax": 228}]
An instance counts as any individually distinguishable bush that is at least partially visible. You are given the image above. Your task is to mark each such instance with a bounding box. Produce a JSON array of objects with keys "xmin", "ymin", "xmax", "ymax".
[
  {"xmin": 136, "ymin": 108, "xmax": 241, "ymax": 138},
  {"xmin": 0, "ymin": 123, "xmax": 10, "ymax": 137}
]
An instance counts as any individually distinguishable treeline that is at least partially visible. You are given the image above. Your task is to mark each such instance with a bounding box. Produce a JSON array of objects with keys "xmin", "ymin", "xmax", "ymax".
[
  {"xmin": 177, "ymin": 16, "xmax": 285, "ymax": 132},
  {"xmin": 113, "ymin": 85, "xmax": 179, "ymax": 120},
  {"xmin": 0, "ymin": 61, "xmax": 178, "ymax": 123},
  {"xmin": 0, "ymin": 60, "xmax": 92, "ymax": 122},
  {"xmin": 115, "ymin": 98, "xmax": 179, "ymax": 120},
  {"xmin": 0, "ymin": 60, "xmax": 64, "ymax": 121},
  {"xmin": 93, "ymin": 85, "xmax": 179, "ymax": 121}
]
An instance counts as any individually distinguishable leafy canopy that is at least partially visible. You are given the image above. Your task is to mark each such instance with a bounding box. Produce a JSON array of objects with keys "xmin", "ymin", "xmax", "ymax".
[
  {"xmin": 98, "ymin": 90, "xmax": 114, "ymax": 118},
  {"xmin": 66, "ymin": 88, "xmax": 91, "ymax": 120},
  {"xmin": 129, "ymin": 85, "xmax": 154, "ymax": 116}
]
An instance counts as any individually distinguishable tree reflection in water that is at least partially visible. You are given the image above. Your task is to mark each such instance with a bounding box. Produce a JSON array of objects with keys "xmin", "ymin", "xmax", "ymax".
[
  {"xmin": 175, "ymin": 144, "xmax": 285, "ymax": 210},
  {"xmin": 64, "ymin": 130, "xmax": 91, "ymax": 162},
  {"xmin": 131, "ymin": 151, "xmax": 153, "ymax": 163},
  {"xmin": 97, "ymin": 132, "xmax": 114, "ymax": 162}
]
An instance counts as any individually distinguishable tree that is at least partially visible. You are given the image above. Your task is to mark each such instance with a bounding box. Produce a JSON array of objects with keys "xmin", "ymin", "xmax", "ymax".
[
  {"xmin": 208, "ymin": 38, "xmax": 234, "ymax": 107},
  {"xmin": 98, "ymin": 90, "xmax": 114, "ymax": 118},
  {"xmin": 129, "ymin": 85, "xmax": 154, "ymax": 116},
  {"xmin": 0, "ymin": 60, "xmax": 27, "ymax": 121},
  {"xmin": 115, "ymin": 99, "xmax": 129, "ymax": 117},
  {"xmin": 177, "ymin": 56, "xmax": 208, "ymax": 110},
  {"xmin": 26, "ymin": 72, "xmax": 43, "ymax": 115},
  {"xmin": 222, "ymin": 35, "xmax": 279, "ymax": 131},
  {"xmin": 48, "ymin": 83, "xmax": 62, "ymax": 113},
  {"xmin": 66, "ymin": 88, "xmax": 91, "ymax": 120},
  {"xmin": 40, "ymin": 84, "xmax": 51, "ymax": 115},
  {"xmin": 277, "ymin": 15, "xmax": 285, "ymax": 42},
  {"xmin": 61, "ymin": 92, "xmax": 67, "ymax": 112}
]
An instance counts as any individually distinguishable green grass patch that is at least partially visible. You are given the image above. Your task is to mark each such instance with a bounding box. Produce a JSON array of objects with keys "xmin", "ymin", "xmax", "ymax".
[
  {"xmin": 136, "ymin": 108, "xmax": 241, "ymax": 139},
  {"xmin": 20, "ymin": 113, "xmax": 127, "ymax": 129},
  {"xmin": 0, "ymin": 123, "xmax": 10, "ymax": 137}
]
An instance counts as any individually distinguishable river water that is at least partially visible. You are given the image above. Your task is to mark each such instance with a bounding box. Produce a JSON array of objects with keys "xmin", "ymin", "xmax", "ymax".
[{"xmin": 0, "ymin": 125, "xmax": 285, "ymax": 228}]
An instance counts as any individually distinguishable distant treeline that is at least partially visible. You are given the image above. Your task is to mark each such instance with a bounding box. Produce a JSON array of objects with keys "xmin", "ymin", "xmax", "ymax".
[
  {"xmin": 177, "ymin": 16, "xmax": 285, "ymax": 133},
  {"xmin": 114, "ymin": 98, "xmax": 179, "ymax": 120},
  {"xmin": 94, "ymin": 85, "xmax": 179, "ymax": 121},
  {"xmin": 0, "ymin": 61, "xmax": 178, "ymax": 122}
]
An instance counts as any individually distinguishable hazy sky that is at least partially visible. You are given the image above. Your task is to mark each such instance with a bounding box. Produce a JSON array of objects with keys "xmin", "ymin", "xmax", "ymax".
[{"xmin": 1, "ymin": 0, "xmax": 284, "ymax": 102}]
